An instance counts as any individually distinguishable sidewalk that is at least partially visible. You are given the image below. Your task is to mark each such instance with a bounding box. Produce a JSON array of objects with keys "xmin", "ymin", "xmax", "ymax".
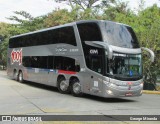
[
  {"xmin": 143, "ymin": 90, "xmax": 160, "ymax": 95},
  {"xmin": 143, "ymin": 82, "xmax": 160, "ymax": 95}
]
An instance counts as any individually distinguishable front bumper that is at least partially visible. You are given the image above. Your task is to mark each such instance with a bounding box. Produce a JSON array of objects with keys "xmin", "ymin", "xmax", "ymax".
[{"xmin": 103, "ymin": 80, "xmax": 143, "ymax": 97}]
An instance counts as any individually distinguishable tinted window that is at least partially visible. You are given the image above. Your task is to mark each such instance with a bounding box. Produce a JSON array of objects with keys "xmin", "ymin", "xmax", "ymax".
[
  {"xmin": 23, "ymin": 56, "xmax": 80, "ymax": 72},
  {"xmin": 63, "ymin": 57, "xmax": 76, "ymax": 71},
  {"xmin": 23, "ymin": 56, "xmax": 47, "ymax": 68},
  {"xmin": 77, "ymin": 22, "xmax": 104, "ymax": 73},
  {"xmin": 54, "ymin": 56, "xmax": 63, "ymax": 69},
  {"xmin": 30, "ymin": 56, "xmax": 38, "ymax": 68},
  {"xmin": 54, "ymin": 56, "xmax": 80, "ymax": 72},
  {"xmin": 59, "ymin": 27, "xmax": 77, "ymax": 46},
  {"xmin": 77, "ymin": 23, "xmax": 103, "ymax": 56},
  {"xmin": 38, "ymin": 56, "xmax": 47, "ymax": 68},
  {"xmin": 104, "ymin": 22, "xmax": 140, "ymax": 48},
  {"xmin": 85, "ymin": 55, "xmax": 103, "ymax": 74},
  {"xmin": 47, "ymin": 56, "xmax": 54, "ymax": 69},
  {"xmin": 77, "ymin": 23, "xmax": 102, "ymax": 42},
  {"xmin": 9, "ymin": 26, "xmax": 77, "ymax": 48},
  {"xmin": 23, "ymin": 56, "xmax": 32, "ymax": 67}
]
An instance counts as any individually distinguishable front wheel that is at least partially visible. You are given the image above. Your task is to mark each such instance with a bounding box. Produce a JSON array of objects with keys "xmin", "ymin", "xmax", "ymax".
[
  {"xmin": 57, "ymin": 77, "xmax": 70, "ymax": 94},
  {"xmin": 18, "ymin": 71, "xmax": 24, "ymax": 83},
  {"xmin": 71, "ymin": 79, "xmax": 83, "ymax": 97}
]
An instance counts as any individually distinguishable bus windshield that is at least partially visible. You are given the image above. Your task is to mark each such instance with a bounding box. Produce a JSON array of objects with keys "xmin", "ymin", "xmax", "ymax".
[
  {"xmin": 104, "ymin": 22, "xmax": 140, "ymax": 48},
  {"xmin": 106, "ymin": 53, "xmax": 142, "ymax": 80}
]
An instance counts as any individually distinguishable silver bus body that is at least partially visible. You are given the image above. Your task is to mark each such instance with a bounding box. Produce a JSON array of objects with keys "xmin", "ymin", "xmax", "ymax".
[{"xmin": 7, "ymin": 20, "xmax": 146, "ymax": 97}]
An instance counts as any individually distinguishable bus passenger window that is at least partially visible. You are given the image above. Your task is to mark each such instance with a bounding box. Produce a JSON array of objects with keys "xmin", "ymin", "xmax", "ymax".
[
  {"xmin": 54, "ymin": 56, "xmax": 63, "ymax": 70},
  {"xmin": 38, "ymin": 56, "xmax": 47, "ymax": 68},
  {"xmin": 54, "ymin": 56, "xmax": 80, "ymax": 72},
  {"xmin": 31, "ymin": 56, "xmax": 38, "ymax": 68},
  {"xmin": 91, "ymin": 56, "xmax": 103, "ymax": 74},
  {"xmin": 59, "ymin": 27, "xmax": 77, "ymax": 46},
  {"xmin": 47, "ymin": 56, "xmax": 54, "ymax": 69},
  {"xmin": 63, "ymin": 57, "xmax": 75, "ymax": 71},
  {"xmin": 23, "ymin": 56, "xmax": 31, "ymax": 67}
]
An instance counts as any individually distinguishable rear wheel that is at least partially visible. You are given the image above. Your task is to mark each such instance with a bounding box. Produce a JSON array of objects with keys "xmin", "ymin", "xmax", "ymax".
[
  {"xmin": 18, "ymin": 71, "xmax": 24, "ymax": 83},
  {"xmin": 57, "ymin": 77, "xmax": 70, "ymax": 94},
  {"xmin": 71, "ymin": 79, "xmax": 83, "ymax": 97}
]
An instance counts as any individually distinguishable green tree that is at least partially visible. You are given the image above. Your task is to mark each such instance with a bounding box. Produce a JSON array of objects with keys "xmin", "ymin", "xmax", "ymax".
[
  {"xmin": 137, "ymin": 5, "xmax": 160, "ymax": 87},
  {"xmin": 0, "ymin": 22, "xmax": 10, "ymax": 69},
  {"xmin": 55, "ymin": 0, "xmax": 116, "ymax": 10},
  {"xmin": 0, "ymin": 11, "xmax": 46, "ymax": 69},
  {"xmin": 102, "ymin": 0, "xmax": 131, "ymax": 21},
  {"xmin": 7, "ymin": 11, "xmax": 45, "ymax": 34},
  {"xmin": 44, "ymin": 9, "xmax": 76, "ymax": 27}
]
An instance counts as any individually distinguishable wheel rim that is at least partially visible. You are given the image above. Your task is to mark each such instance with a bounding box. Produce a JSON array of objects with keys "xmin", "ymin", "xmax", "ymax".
[
  {"xmin": 60, "ymin": 80, "xmax": 68, "ymax": 91},
  {"xmin": 19, "ymin": 73, "xmax": 23, "ymax": 81},
  {"xmin": 73, "ymin": 82, "xmax": 81, "ymax": 94}
]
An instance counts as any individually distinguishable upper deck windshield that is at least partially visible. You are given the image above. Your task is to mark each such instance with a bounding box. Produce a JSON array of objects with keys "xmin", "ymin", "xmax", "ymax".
[
  {"xmin": 106, "ymin": 53, "xmax": 142, "ymax": 81},
  {"xmin": 103, "ymin": 22, "xmax": 140, "ymax": 48}
]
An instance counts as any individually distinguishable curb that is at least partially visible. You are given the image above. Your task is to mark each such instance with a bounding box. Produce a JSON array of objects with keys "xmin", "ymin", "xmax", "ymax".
[{"xmin": 143, "ymin": 90, "xmax": 160, "ymax": 95}]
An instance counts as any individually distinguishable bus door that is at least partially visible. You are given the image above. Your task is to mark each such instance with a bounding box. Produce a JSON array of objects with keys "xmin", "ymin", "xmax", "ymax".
[
  {"xmin": 47, "ymin": 56, "xmax": 57, "ymax": 86},
  {"xmin": 87, "ymin": 55, "xmax": 104, "ymax": 95}
]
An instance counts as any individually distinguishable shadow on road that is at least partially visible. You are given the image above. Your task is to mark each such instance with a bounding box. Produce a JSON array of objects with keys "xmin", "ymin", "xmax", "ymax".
[
  {"xmin": 82, "ymin": 94, "xmax": 136, "ymax": 103},
  {"xmin": 22, "ymin": 80, "xmax": 59, "ymax": 93}
]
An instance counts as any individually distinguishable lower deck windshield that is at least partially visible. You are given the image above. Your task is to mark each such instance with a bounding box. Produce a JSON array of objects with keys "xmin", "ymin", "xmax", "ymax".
[{"xmin": 106, "ymin": 53, "xmax": 142, "ymax": 80}]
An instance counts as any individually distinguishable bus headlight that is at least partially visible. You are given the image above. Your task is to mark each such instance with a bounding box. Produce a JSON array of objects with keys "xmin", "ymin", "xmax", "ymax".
[
  {"xmin": 106, "ymin": 90, "xmax": 113, "ymax": 95},
  {"xmin": 140, "ymin": 82, "xmax": 144, "ymax": 87}
]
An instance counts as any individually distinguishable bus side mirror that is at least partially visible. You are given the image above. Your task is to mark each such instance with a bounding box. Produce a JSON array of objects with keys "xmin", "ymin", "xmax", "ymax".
[
  {"xmin": 141, "ymin": 47, "xmax": 155, "ymax": 62},
  {"xmin": 85, "ymin": 41, "xmax": 113, "ymax": 59}
]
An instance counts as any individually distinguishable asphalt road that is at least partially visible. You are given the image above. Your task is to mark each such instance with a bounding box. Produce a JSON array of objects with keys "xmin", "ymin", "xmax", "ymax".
[{"xmin": 0, "ymin": 70, "xmax": 160, "ymax": 122}]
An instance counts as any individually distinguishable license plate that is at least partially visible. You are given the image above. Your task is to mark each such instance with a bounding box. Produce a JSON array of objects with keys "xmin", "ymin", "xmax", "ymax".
[{"xmin": 125, "ymin": 92, "xmax": 133, "ymax": 96}]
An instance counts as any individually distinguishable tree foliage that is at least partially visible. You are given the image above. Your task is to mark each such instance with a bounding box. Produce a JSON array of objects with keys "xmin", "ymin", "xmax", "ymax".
[
  {"xmin": 69, "ymin": 0, "xmax": 100, "ymax": 10},
  {"xmin": 0, "ymin": 23, "xmax": 10, "ymax": 69},
  {"xmin": 44, "ymin": 9, "xmax": 76, "ymax": 27},
  {"xmin": 7, "ymin": 11, "xmax": 45, "ymax": 33},
  {"xmin": 55, "ymin": 0, "xmax": 116, "ymax": 10},
  {"xmin": 137, "ymin": 5, "xmax": 160, "ymax": 84},
  {"xmin": 0, "ymin": 11, "xmax": 46, "ymax": 68}
]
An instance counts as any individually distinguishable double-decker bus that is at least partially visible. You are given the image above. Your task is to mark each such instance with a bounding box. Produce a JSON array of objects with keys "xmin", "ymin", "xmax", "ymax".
[{"xmin": 7, "ymin": 20, "xmax": 154, "ymax": 97}]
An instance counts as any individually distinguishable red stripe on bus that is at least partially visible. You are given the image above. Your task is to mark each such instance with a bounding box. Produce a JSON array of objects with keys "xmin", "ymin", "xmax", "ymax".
[{"xmin": 58, "ymin": 70, "xmax": 76, "ymax": 75}]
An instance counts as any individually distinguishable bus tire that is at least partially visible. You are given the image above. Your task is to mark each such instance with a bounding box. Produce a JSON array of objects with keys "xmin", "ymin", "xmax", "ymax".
[
  {"xmin": 57, "ymin": 77, "xmax": 70, "ymax": 94},
  {"xmin": 13, "ymin": 70, "xmax": 18, "ymax": 81},
  {"xmin": 71, "ymin": 79, "xmax": 83, "ymax": 97},
  {"xmin": 18, "ymin": 71, "xmax": 24, "ymax": 83}
]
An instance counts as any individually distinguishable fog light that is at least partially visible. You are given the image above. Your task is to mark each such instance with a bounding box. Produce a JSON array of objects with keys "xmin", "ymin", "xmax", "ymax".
[{"xmin": 107, "ymin": 90, "xmax": 113, "ymax": 95}]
